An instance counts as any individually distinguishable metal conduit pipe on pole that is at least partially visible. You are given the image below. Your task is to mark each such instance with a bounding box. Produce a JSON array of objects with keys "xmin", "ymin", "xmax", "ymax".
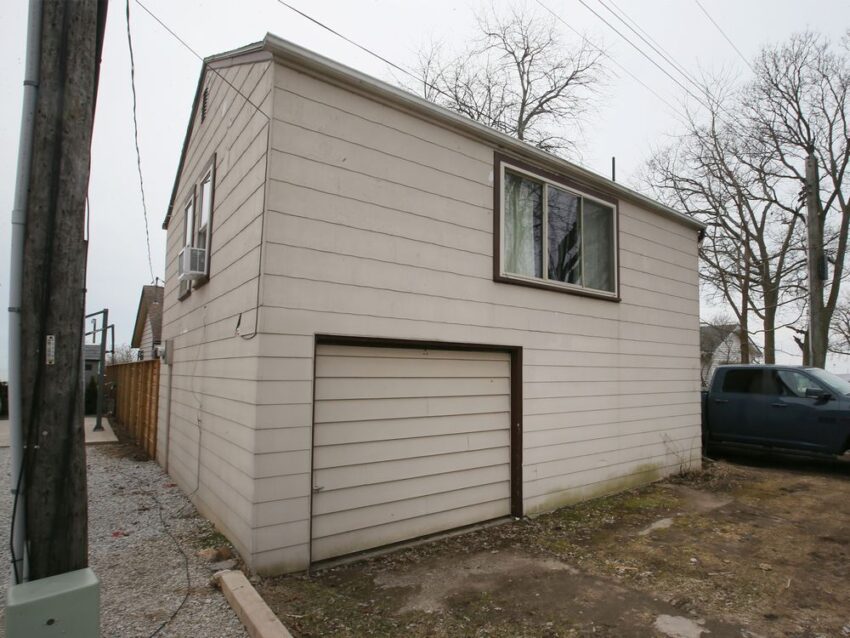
[{"xmin": 8, "ymin": 0, "xmax": 43, "ymax": 585}]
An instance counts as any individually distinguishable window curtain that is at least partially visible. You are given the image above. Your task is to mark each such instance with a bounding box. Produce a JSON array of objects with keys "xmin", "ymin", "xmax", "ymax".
[
  {"xmin": 504, "ymin": 171, "xmax": 542, "ymax": 278},
  {"xmin": 582, "ymin": 199, "xmax": 614, "ymax": 292}
]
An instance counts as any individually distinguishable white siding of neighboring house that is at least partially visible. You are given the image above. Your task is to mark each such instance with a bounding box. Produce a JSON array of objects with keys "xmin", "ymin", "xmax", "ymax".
[
  {"xmin": 157, "ymin": 54, "xmax": 273, "ymax": 564},
  {"xmin": 242, "ymin": 61, "xmax": 702, "ymax": 574},
  {"xmin": 139, "ymin": 319, "xmax": 155, "ymax": 360}
]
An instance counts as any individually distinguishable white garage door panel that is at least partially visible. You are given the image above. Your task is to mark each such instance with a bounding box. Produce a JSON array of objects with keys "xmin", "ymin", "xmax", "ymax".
[
  {"xmin": 312, "ymin": 447, "xmax": 511, "ymax": 491},
  {"xmin": 316, "ymin": 345, "xmax": 510, "ymax": 361},
  {"xmin": 312, "ymin": 344, "xmax": 512, "ymax": 561},
  {"xmin": 314, "ymin": 429, "xmax": 510, "ymax": 469},
  {"xmin": 313, "ymin": 482, "xmax": 511, "ymax": 538},
  {"xmin": 313, "ymin": 465, "xmax": 511, "ymax": 514},
  {"xmin": 312, "ymin": 499, "xmax": 512, "ymax": 562},
  {"xmin": 317, "ymin": 355, "xmax": 512, "ymax": 379},
  {"xmin": 314, "ymin": 394, "xmax": 511, "ymax": 424},
  {"xmin": 314, "ymin": 376, "xmax": 511, "ymax": 400},
  {"xmin": 314, "ymin": 411, "xmax": 511, "ymax": 446}
]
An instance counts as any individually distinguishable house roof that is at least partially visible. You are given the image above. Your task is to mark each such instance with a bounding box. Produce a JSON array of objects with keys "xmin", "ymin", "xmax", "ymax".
[
  {"xmin": 131, "ymin": 285, "xmax": 164, "ymax": 348},
  {"xmin": 162, "ymin": 34, "xmax": 704, "ymax": 234},
  {"xmin": 700, "ymin": 324, "xmax": 763, "ymax": 358}
]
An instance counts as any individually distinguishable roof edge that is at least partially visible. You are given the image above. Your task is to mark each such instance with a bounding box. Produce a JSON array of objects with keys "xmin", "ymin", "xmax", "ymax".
[
  {"xmin": 261, "ymin": 33, "xmax": 704, "ymax": 232},
  {"xmin": 161, "ymin": 41, "xmax": 267, "ymax": 230}
]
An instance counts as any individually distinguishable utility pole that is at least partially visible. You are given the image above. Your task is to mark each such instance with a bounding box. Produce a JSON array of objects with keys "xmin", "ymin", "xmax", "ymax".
[
  {"xmin": 805, "ymin": 152, "xmax": 827, "ymax": 369},
  {"xmin": 18, "ymin": 0, "xmax": 108, "ymax": 581}
]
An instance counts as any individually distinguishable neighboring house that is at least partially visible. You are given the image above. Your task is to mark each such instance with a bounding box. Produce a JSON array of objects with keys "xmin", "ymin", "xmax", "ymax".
[
  {"xmin": 700, "ymin": 324, "xmax": 762, "ymax": 387},
  {"xmin": 83, "ymin": 343, "xmax": 102, "ymax": 388},
  {"xmin": 131, "ymin": 285, "xmax": 164, "ymax": 361},
  {"xmin": 157, "ymin": 35, "xmax": 704, "ymax": 575}
]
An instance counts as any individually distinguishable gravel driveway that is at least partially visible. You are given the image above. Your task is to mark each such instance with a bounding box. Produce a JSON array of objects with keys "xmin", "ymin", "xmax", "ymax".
[{"xmin": 0, "ymin": 441, "xmax": 248, "ymax": 638}]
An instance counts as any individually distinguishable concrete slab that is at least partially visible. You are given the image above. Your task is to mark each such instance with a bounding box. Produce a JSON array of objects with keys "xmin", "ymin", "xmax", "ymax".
[{"xmin": 0, "ymin": 416, "xmax": 117, "ymax": 447}]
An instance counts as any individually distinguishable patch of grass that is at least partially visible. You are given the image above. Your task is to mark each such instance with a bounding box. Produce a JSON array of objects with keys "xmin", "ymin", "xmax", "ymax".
[{"xmin": 196, "ymin": 527, "xmax": 229, "ymax": 549}]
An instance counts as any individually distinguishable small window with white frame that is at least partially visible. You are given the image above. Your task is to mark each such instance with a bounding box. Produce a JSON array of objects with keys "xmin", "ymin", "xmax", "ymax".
[
  {"xmin": 178, "ymin": 190, "xmax": 195, "ymax": 299},
  {"xmin": 496, "ymin": 158, "xmax": 618, "ymax": 298},
  {"xmin": 195, "ymin": 158, "xmax": 215, "ymax": 284}
]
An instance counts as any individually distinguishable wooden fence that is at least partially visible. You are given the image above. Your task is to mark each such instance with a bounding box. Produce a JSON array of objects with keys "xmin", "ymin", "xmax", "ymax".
[{"xmin": 107, "ymin": 359, "xmax": 159, "ymax": 457}]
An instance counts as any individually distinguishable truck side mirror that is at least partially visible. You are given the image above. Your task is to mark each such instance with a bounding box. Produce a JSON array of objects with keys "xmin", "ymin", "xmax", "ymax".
[{"xmin": 804, "ymin": 387, "xmax": 831, "ymax": 402}]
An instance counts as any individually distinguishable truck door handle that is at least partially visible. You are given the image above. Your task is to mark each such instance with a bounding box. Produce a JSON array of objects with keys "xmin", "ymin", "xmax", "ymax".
[
  {"xmin": 713, "ymin": 399, "xmax": 728, "ymax": 404},
  {"xmin": 770, "ymin": 403, "xmax": 788, "ymax": 408}
]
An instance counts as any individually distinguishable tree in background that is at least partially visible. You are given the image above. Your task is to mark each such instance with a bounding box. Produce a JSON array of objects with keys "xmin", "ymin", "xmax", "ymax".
[
  {"xmin": 408, "ymin": 3, "xmax": 606, "ymax": 157},
  {"xmin": 644, "ymin": 31, "xmax": 848, "ymax": 365},
  {"xmin": 644, "ymin": 88, "xmax": 805, "ymax": 364},
  {"xmin": 108, "ymin": 343, "xmax": 137, "ymax": 365}
]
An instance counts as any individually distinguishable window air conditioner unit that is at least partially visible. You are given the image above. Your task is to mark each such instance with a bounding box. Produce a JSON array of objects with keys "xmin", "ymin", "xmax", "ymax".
[{"xmin": 178, "ymin": 246, "xmax": 207, "ymax": 281}]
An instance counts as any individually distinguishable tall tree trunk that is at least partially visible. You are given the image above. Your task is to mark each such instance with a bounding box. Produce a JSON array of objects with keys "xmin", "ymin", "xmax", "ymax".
[
  {"xmin": 762, "ymin": 286, "xmax": 777, "ymax": 364},
  {"xmin": 739, "ymin": 252, "xmax": 751, "ymax": 364}
]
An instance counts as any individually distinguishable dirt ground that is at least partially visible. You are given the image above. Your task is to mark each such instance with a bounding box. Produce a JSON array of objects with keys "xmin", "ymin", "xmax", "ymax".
[{"xmin": 258, "ymin": 452, "xmax": 850, "ymax": 638}]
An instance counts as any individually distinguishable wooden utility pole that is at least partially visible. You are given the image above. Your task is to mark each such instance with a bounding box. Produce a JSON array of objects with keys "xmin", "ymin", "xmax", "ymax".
[
  {"xmin": 19, "ymin": 0, "xmax": 107, "ymax": 580},
  {"xmin": 805, "ymin": 152, "xmax": 827, "ymax": 368}
]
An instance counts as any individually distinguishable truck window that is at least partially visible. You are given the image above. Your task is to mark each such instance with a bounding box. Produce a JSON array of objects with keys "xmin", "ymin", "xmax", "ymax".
[
  {"xmin": 721, "ymin": 369, "xmax": 781, "ymax": 395},
  {"xmin": 776, "ymin": 370, "xmax": 826, "ymax": 398}
]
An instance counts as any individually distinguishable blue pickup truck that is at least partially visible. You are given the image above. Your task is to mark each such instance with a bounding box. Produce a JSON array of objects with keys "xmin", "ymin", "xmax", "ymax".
[{"xmin": 702, "ymin": 365, "xmax": 850, "ymax": 457}]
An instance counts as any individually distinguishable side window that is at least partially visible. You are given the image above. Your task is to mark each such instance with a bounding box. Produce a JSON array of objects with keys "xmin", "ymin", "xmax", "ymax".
[
  {"xmin": 499, "ymin": 161, "xmax": 617, "ymax": 297},
  {"xmin": 178, "ymin": 191, "xmax": 195, "ymax": 299},
  {"xmin": 722, "ymin": 369, "xmax": 758, "ymax": 393},
  {"xmin": 195, "ymin": 156, "xmax": 215, "ymax": 283},
  {"xmin": 721, "ymin": 369, "xmax": 781, "ymax": 395},
  {"xmin": 777, "ymin": 370, "xmax": 825, "ymax": 398}
]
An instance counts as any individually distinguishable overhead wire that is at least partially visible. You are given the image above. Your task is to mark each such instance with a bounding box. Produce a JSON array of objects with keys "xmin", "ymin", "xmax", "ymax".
[
  {"xmin": 693, "ymin": 0, "xmax": 756, "ymax": 73},
  {"xmin": 569, "ymin": 0, "xmax": 716, "ymax": 113},
  {"xmin": 532, "ymin": 0, "xmax": 688, "ymax": 121},
  {"xmin": 126, "ymin": 0, "xmax": 156, "ymax": 283},
  {"xmin": 134, "ymin": 0, "xmax": 270, "ymax": 122},
  {"xmin": 595, "ymin": 0, "xmax": 710, "ymax": 99}
]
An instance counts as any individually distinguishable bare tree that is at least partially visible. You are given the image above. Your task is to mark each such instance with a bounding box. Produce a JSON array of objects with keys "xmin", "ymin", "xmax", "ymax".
[
  {"xmin": 644, "ymin": 86, "xmax": 805, "ymax": 364},
  {"xmin": 107, "ymin": 343, "xmax": 137, "ymax": 365},
  {"xmin": 830, "ymin": 298, "xmax": 850, "ymax": 356},
  {"xmin": 645, "ymin": 32, "xmax": 849, "ymax": 365},
  {"xmin": 741, "ymin": 32, "xmax": 850, "ymax": 364},
  {"xmin": 407, "ymin": 3, "xmax": 606, "ymax": 157}
]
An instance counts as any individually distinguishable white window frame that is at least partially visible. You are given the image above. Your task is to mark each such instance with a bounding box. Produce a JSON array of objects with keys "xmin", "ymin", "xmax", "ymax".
[
  {"xmin": 498, "ymin": 160, "xmax": 618, "ymax": 299},
  {"xmin": 196, "ymin": 164, "xmax": 214, "ymax": 279},
  {"xmin": 178, "ymin": 189, "xmax": 195, "ymax": 299}
]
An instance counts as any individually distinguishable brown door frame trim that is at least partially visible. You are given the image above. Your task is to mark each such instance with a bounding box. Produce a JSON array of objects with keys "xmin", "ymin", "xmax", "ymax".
[{"xmin": 313, "ymin": 334, "xmax": 524, "ymax": 521}]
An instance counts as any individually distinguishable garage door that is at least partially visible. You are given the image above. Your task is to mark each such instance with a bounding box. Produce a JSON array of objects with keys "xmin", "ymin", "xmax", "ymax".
[{"xmin": 311, "ymin": 344, "xmax": 512, "ymax": 562}]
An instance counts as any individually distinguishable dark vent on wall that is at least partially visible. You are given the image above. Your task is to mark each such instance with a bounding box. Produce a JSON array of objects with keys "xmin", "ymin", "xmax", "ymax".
[{"xmin": 201, "ymin": 86, "xmax": 209, "ymax": 122}]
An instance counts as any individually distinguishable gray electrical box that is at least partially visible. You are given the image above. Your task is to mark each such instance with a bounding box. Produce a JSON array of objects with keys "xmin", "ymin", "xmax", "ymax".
[{"xmin": 6, "ymin": 567, "xmax": 100, "ymax": 637}]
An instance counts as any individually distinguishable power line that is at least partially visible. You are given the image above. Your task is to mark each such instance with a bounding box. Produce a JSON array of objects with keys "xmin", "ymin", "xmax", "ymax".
[
  {"xmin": 571, "ymin": 0, "xmax": 715, "ymax": 113},
  {"xmin": 693, "ymin": 0, "xmax": 756, "ymax": 73},
  {"xmin": 134, "ymin": 0, "xmax": 270, "ymax": 122},
  {"xmin": 274, "ymin": 1, "xmax": 418, "ymax": 86},
  {"xmin": 126, "ymin": 0, "xmax": 155, "ymax": 283},
  {"xmin": 533, "ymin": 0, "xmax": 688, "ymax": 121},
  {"xmin": 596, "ymin": 0, "xmax": 708, "ymax": 98}
]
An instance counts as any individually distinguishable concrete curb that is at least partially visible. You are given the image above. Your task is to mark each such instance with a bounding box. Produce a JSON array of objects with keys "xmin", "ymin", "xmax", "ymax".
[{"xmin": 214, "ymin": 570, "xmax": 294, "ymax": 638}]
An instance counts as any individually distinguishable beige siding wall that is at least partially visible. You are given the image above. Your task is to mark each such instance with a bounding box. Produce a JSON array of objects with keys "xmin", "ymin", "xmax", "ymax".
[
  {"xmin": 246, "ymin": 63, "xmax": 701, "ymax": 574},
  {"xmin": 157, "ymin": 56, "xmax": 273, "ymax": 563}
]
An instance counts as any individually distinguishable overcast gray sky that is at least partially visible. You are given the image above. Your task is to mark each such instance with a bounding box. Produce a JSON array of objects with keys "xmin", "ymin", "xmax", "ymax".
[{"xmin": 2, "ymin": 0, "xmax": 849, "ymax": 380}]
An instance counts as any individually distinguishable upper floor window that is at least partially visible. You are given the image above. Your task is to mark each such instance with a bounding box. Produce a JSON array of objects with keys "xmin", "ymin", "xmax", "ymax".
[
  {"xmin": 196, "ymin": 165, "xmax": 214, "ymax": 278},
  {"xmin": 496, "ymin": 159, "xmax": 617, "ymax": 298},
  {"xmin": 178, "ymin": 191, "xmax": 195, "ymax": 299},
  {"xmin": 178, "ymin": 155, "xmax": 215, "ymax": 300}
]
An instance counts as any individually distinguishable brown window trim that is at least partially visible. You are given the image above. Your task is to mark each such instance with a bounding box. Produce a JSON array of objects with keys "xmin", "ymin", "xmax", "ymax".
[
  {"xmin": 312, "ymin": 334, "xmax": 524, "ymax": 522},
  {"xmin": 192, "ymin": 154, "xmax": 217, "ymax": 290},
  {"xmin": 493, "ymin": 151, "xmax": 621, "ymax": 302}
]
